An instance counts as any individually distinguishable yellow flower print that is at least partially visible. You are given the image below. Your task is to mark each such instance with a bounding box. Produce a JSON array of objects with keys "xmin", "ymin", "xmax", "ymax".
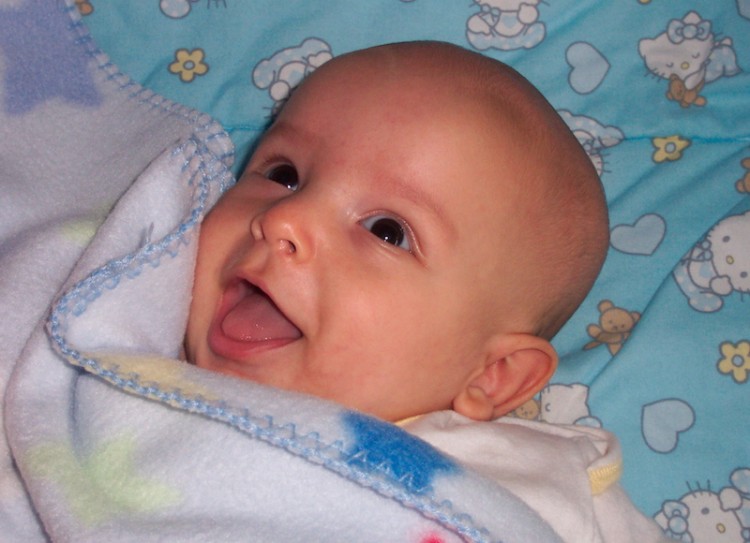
[
  {"xmin": 652, "ymin": 135, "xmax": 690, "ymax": 163},
  {"xmin": 717, "ymin": 340, "xmax": 750, "ymax": 384},
  {"xmin": 168, "ymin": 48, "xmax": 209, "ymax": 83}
]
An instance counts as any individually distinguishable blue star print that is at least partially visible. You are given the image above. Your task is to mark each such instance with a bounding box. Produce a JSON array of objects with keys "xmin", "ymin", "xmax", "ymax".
[
  {"xmin": 342, "ymin": 412, "xmax": 458, "ymax": 494},
  {"xmin": 0, "ymin": 0, "xmax": 101, "ymax": 115}
]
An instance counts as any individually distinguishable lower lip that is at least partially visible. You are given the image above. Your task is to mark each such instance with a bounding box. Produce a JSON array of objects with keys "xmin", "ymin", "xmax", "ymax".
[{"xmin": 208, "ymin": 321, "xmax": 297, "ymax": 361}]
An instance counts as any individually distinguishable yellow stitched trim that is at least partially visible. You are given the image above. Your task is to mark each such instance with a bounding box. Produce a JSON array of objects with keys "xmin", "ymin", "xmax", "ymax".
[{"xmin": 589, "ymin": 460, "xmax": 622, "ymax": 495}]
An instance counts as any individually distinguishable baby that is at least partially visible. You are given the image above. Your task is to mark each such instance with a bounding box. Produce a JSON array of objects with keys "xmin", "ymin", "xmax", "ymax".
[
  {"xmin": 185, "ymin": 41, "xmax": 608, "ymax": 423},
  {"xmin": 184, "ymin": 42, "xmax": 669, "ymax": 542}
]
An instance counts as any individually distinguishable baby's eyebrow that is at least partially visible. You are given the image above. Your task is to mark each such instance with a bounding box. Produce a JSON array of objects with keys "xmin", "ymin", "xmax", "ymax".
[{"xmin": 261, "ymin": 119, "xmax": 314, "ymax": 148}]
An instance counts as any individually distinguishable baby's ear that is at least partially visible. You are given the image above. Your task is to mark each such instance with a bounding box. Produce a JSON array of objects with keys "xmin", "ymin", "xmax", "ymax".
[{"xmin": 452, "ymin": 334, "xmax": 558, "ymax": 421}]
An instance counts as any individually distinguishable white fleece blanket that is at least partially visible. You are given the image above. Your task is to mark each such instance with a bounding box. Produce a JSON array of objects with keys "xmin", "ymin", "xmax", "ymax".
[{"xmin": 0, "ymin": 2, "xmax": 561, "ymax": 541}]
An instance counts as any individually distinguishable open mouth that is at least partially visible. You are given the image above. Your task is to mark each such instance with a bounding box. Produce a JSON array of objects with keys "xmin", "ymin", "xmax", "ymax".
[{"xmin": 209, "ymin": 279, "xmax": 301, "ymax": 357}]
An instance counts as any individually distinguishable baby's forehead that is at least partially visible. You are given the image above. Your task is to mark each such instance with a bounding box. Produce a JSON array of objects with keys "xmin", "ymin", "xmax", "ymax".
[
  {"xmin": 296, "ymin": 44, "xmax": 530, "ymax": 103},
  {"xmin": 289, "ymin": 64, "xmax": 534, "ymax": 146}
]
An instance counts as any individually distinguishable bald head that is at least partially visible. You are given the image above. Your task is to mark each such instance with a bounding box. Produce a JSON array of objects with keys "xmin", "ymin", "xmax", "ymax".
[{"xmin": 280, "ymin": 41, "xmax": 609, "ymax": 339}]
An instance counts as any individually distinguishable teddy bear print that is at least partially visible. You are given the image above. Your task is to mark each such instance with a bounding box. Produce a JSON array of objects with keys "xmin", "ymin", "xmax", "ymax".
[
  {"xmin": 584, "ymin": 300, "xmax": 641, "ymax": 356},
  {"xmin": 667, "ymin": 74, "xmax": 707, "ymax": 108},
  {"xmin": 510, "ymin": 397, "xmax": 541, "ymax": 420}
]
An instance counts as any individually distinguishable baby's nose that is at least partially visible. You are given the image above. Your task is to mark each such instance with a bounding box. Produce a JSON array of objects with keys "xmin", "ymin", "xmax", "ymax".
[{"xmin": 250, "ymin": 200, "xmax": 314, "ymax": 263}]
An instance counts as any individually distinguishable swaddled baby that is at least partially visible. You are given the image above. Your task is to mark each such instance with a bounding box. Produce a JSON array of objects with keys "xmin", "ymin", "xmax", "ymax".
[{"xmin": 184, "ymin": 41, "xmax": 668, "ymax": 543}]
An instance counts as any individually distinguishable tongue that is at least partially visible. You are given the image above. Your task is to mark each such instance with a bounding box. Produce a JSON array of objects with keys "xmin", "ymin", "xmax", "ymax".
[{"xmin": 221, "ymin": 289, "xmax": 301, "ymax": 342}]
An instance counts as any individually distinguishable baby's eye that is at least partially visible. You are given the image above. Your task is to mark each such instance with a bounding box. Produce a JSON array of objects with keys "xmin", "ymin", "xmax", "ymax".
[
  {"xmin": 265, "ymin": 163, "xmax": 299, "ymax": 191},
  {"xmin": 361, "ymin": 215, "xmax": 412, "ymax": 252}
]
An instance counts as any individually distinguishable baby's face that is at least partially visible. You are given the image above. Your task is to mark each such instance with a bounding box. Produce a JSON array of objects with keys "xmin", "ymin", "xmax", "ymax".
[{"xmin": 185, "ymin": 60, "xmax": 527, "ymax": 421}]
